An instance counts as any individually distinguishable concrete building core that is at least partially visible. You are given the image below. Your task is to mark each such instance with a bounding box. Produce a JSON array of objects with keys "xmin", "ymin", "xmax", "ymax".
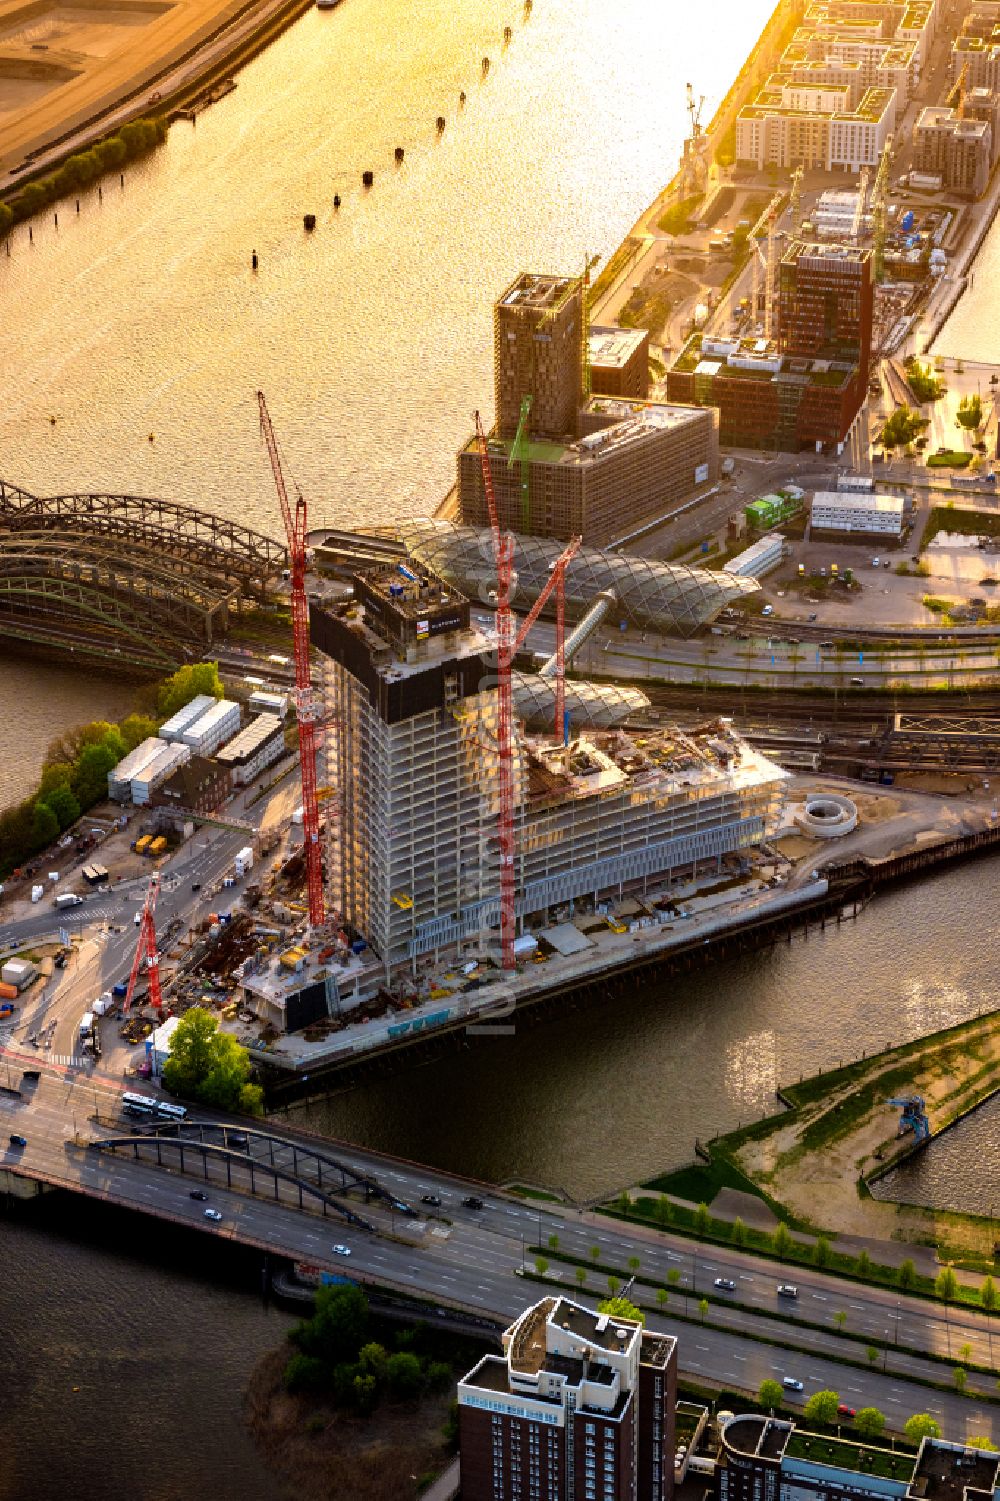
[{"xmin": 495, "ymin": 272, "xmax": 584, "ymax": 441}]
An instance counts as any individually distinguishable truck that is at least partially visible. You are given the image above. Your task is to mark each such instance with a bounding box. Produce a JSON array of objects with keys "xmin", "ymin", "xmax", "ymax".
[
  {"xmin": 30, "ymin": 884, "xmax": 43, "ymax": 903},
  {"xmin": 79, "ymin": 1011, "xmax": 95, "ymax": 1037},
  {"xmin": 234, "ymin": 845, "xmax": 254, "ymax": 878},
  {"xmin": 92, "ymin": 993, "xmax": 113, "ymax": 1017},
  {"xmin": 53, "ymin": 892, "xmax": 83, "ymax": 910}
]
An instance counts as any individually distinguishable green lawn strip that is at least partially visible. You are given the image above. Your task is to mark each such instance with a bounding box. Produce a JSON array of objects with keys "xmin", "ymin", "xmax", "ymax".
[
  {"xmin": 596, "ymin": 1200, "xmax": 998, "ymax": 1312},
  {"xmin": 506, "ymin": 1184, "xmax": 563, "ymax": 1203},
  {"xmin": 641, "ymin": 1155, "xmax": 796, "ymax": 1226},
  {"xmin": 527, "ymin": 1248, "xmax": 1000, "ymax": 1379},
  {"xmin": 518, "ymin": 1269, "xmax": 999, "ymax": 1402}
]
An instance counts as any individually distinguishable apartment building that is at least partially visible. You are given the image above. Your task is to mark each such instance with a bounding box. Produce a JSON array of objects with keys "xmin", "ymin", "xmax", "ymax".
[
  {"xmin": 494, "ymin": 272, "xmax": 584, "ymax": 442},
  {"xmin": 913, "ymin": 104, "xmax": 993, "ymax": 195}
]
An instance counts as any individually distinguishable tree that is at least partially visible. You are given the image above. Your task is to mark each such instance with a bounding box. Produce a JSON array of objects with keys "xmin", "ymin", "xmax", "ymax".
[
  {"xmin": 590, "ymin": 1245, "xmax": 601, "ymax": 1264},
  {"xmin": 534, "ymin": 1256, "xmax": 549, "ymax": 1277},
  {"xmin": 161, "ymin": 1006, "xmax": 258, "ymax": 1113},
  {"xmin": 898, "ymin": 1259, "xmax": 916, "ymax": 1292},
  {"xmin": 615, "ymin": 1190, "xmax": 633, "ymax": 1217},
  {"xmin": 72, "ymin": 740, "xmax": 119, "ymax": 807},
  {"xmin": 352, "ymin": 1372, "xmax": 378, "ymax": 1415},
  {"xmin": 953, "ymin": 1367, "xmax": 967, "ymax": 1393},
  {"xmin": 959, "ymin": 1342, "xmax": 972, "ymax": 1364},
  {"xmin": 857, "ymin": 1250, "xmax": 872, "ymax": 1278},
  {"xmin": 119, "ymin": 713, "xmax": 159, "ymax": 752},
  {"xmin": 936, "ymin": 1267, "xmax": 959, "ymax": 1303},
  {"xmin": 813, "ymin": 1236, "xmax": 831, "ymax": 1269},
  {"xmin": 866, "ymin": 1346, "xmax": 880, "ymax": 1366},
  {"xmin": 386, "ymin": 1351, "xmax": 423, "ymax": 1398},
  {"xmin": 358, "ymin": 1341, "xmax": 388, "ymax": 1384},
  {"xmin": 575, "ymin": 1267, "xmax": 587, "ymax": 1291},
  {"xmin": 882, "ymin": 405, "xmax": 924, "ymax": 449},
  {"xmin": 38, "ymin": 761, "xmax": 75, "ymax": 799},
  {"xmin": 607, "ymin": 1275, "xmax": 620, "ymax": 1296},
  {"xmin": 293, "ymin": 1283, "xmax": 368, "ymax": 1364},
  {"xmin": 157, "ymin": 661, "xmax": 223, "ymax": 719},
  {"xmin": 29, "ymin": 800, "xmax": 59, "ymax": 852},
  {"xmin": 833, "ymin": 1311, "xmax": 847, "ymax": 1333},
  {"xmin": 855, "ymin": 1407, "xmax": 886, "ymax": 1441},
  {"xmin": 698, "ymin": 1297, "xmax": 709, "ymax": 1323},
  {"xmin": 0, "ymin": 201, "xmax": 13, "ymax": 239},
  {"xmin": 43, "ymin": 783, "xmax": 80, "ymax": 831},
  {"xmin": 758, "ymin": 1379, "xmax": 784, "ymax": 1410},
  {"xmin": 904, "ymin": 1414, "xmax": 942, "ymax": 1444},
  {"xmin": 694, "ymin": 1201, "xmax": 711, "ymax": 1237},
  {"xmin": 773, "ymin": 1222, "xmax": 793, "ymax": 1259},
  {"xmin": 957, "ymin": 393, "xmax": 983, "ymax": 431},
  {"xmin": 627, "ymin": 1256, "xmax": 641, "ymax": 1276},
  {"xmin": 547, "ymin": 1233, "xmax": 560, "ymax": 1253},
  {"xmin": 731, "ymin": 1216, "xmax": 747, "ymax": 1248},
  {"xmin": 668, "ymin": 1268, "xmax": 681, "ymax": 1290},
  {"xmin": 425, "ymin": 1360, "xmax": 452, "ymax": 1394},
  {"xmin": 656, "ymin": 1288, "xmax": 668, "ymax": 1311},
  {"xmin": 597, "ymin": 1295, "xmax": 644, "ymax": 1326},
  {"xmin": 804, "ymin": 1390, "xmax": 840, "ymax": 1426},
  {"xmin": 967, "ymin": 1437, "xmax": 999, "ymax": 1452},
  {"xmin": 980, "ymin": 1275, "xmax": 998, "ymax": 1312},
  {"xmin": 654, "ymin": 1195, "xmax": 674, "ymax": 1230},
  {"xmin": 283, "ymin": 1352, "xmax": 326, "ymax": 1393}
]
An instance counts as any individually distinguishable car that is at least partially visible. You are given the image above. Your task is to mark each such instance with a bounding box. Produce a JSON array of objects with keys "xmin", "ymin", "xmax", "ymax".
[
  {"xmin": 849, "ymin": 676, "xmax": 864, "ymax": 687},
  {"xmin": 54, "ymin": 953, "xmax": 66, "ymax": 968},
  {"xmin": 134, "ymin": 912, "xmax": 142, "ymax": 925},
  {"xmin": 808, "ymin": 613, "xmax": 818, "ymax": 622},
  {"xmin": 820, "ymin": 641, "xmax": 834, "ymax": 650},
  {"xmin": 191, "ymin": 881, "xmax": 202, "ymax": 891},
  {"xmin": 761, "ymin": 605, "xmax": 774, "ymax": 617},
  {"xmin": 462, "ymin": 1196, "xmax": 485, "ymax": 1210},
  {"xmin": 203, "ymin": 1208, "xmax": 223, "ymax": 1222},
  {"xmin": 9, "ymin": 1134, "xmax": 27, "ymax": 1148},
  {"xmin": 782, "ymin": 1377, "xmax": 804, "ymax": 1392},
  {"xmin": 777, "ymin": 1283, "xmax": 798, "ymax": 1298},
  {"xmin": 331, "ymin": 1243, "xmax": 351, "ymax": 1257},
  {"xmin": 189, "ymin": 1189, "xmax": 208, "ymax": 1201},
  {"xmin": 421, "ymin": 1194, "xmax": 442, "ymax": 1207},
  {"xmin": 713, "ymin": 1277, "xmax": 736, "ymax": 1291},
  {"xmin": 837, "ymin": 1404, "xmax": 857, "ymax": 1418}
]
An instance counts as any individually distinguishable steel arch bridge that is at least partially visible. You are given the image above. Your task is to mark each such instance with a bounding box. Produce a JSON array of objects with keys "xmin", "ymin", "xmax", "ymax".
[
  {"xmin": 92, "ymin": 1119, "xmax": 417, "ymax": 1225},
  {"xmin": 0, "ymin": 479, "xmax": 287, "ymax": 669}
]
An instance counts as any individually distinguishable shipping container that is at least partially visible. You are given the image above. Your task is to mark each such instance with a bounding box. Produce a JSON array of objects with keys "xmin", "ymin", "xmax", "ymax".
[
  {"xmin": 0, "ymin": 982, "xmax": 18, "ymax": 1002},
  {"xmin": 135, "ymin": 835, "xmax": 152, "ymax": 854},
  {"xmin": 148, "ymin": 836, "xmax": 167, "ymax": 856}
]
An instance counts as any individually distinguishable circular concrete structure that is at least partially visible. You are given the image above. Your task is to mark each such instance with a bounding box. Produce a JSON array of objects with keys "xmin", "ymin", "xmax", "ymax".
[{"xmin": 794, "ymin": 792, "xmax": 858, "ymax": 839}]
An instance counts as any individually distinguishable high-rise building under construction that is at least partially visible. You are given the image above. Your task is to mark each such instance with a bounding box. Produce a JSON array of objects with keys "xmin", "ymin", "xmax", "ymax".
[{"xmin": 494, "ymin": 272, "xmax": 584, "ymax": 441}]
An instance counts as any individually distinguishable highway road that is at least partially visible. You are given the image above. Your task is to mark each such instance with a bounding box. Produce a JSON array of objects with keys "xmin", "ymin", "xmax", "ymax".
[{"xmin": 3, "ymin": 1067, "xmax": 997, "ymax": 1442}]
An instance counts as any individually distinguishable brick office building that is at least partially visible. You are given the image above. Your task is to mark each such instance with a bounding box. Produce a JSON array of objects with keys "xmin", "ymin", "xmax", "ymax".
[{"xmin": 457, "ymin": 1296, "xmax": 677, "ymax": 1501}]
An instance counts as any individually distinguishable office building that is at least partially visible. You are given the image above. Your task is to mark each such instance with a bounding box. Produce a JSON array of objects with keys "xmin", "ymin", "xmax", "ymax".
[
  {"xmin": 457, "ymin": 396, "xmax": 719, "ymax": 547},
  {"xmin": 913, "ymin": 105, "xmax": 993, "ymax": 196},
  {"xmin": 666, "ymin": 334, "xmax": 864, "ymax": 454},
  {"xmin": 311, "ymin": 566, "xmax": 785, "ymax": 982},
  {"xmin": 495, "ymin": 272, "xmax": 584, "ymax": 442},
  {"xmin": 811, "ymin": 490, "xmax": 904, "ymax": 533},
  {"xmin": 457, "ymin": 1295, "xmax": 677, "ymax": 1501},
  {"xmin": 777, "ymin": 242, "xmax": 874, "ymax": 385},
  {"xmin": 589, "ymin": 326, "xmax": 651, "ymax": 400},
  {"xmin": 716, "ymin": 1414, "xmax": 999, "ymax": 1501}
]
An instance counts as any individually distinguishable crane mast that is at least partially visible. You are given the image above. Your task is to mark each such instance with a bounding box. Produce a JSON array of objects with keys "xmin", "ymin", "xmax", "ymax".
[
  {"xmin": 123, "ymin": 875, "xmax": 162, "ymax": 1015},
  {"xmin": 258, "ymin": 390, "xmax": 325, "ymax": 929}
]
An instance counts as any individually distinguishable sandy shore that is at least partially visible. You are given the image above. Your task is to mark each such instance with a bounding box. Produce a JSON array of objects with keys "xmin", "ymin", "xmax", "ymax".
[{"xmin": 0, "ymin": 0, "xmax": 307, "ymax": 185}]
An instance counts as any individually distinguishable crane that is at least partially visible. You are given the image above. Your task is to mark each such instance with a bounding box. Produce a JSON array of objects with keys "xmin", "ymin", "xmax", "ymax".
[
  {"xmin": 258, "ymin": 390, "xmax": 325, "ymax": 929},
  {"xmin": 686, "ymin": 81, "xmax": 705, "ymax": 142},
  {"xmin": 509, "ymin": 395, "xmax": 533, "ymax": 532},
  {"xmin": 123, "ymin": 874, "xmax": 162, "ymax": 1015},
  {"xmin": 474, "ymin": 412, "xmax": 581, "ymax": 966},
  {"xmin": 510, "ymin": 534, "xmax": 581, "ymax": 742},
  {"xmin": 852, "ymin": 165, "xmax": 870, "ymax": 241},
  {"xmin": 871, "ymin": 132, "xmax": 894, "ymax": 283},
  {"xmin": 747, "ymin": 190, "xmax": 783, "ymax": 331},
  {"xmin": 789, "ymin": 164, "xmax": 804, "ymax": 229},
  {"xmin": 950, "ymin": 61, "xmax": 969, "ymax": 119},
  {"xmin": 581, "ymin": 252, "xmax": 601, "ymax": 401},
  {"xmin": 888, "ymin": 1095, "xmax": 930, "ymax": 1143}
]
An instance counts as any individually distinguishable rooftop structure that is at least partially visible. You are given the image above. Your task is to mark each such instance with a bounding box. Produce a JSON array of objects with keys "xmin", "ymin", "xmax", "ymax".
[
  {"xmin": 458, "ymin": 395, "xmax": 719, "ymax": 546},
  {"xmin": 312, "ymin": 583, "xmax": 786, "ymax": 981},
  {"xmin": 458, "ymin": 1295, "xmax": 677, "ymax": 1501},
  {"xmin": 399, "ymin": 518, "xmax": 759, "ymax": 637}
]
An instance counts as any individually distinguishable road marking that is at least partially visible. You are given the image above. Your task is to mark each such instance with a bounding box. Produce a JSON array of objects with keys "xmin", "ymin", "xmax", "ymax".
[
  {"xmin": 811, "ymin": 1294, "xmax": 828, "ymax": 1302},
  {"xmin": 732, "ymin": 1355, "xmax": 746, "ymax": 1362},
  {"xmin": 847, "ymin": 1387, "xmax": 863, "ymax": 1394}
]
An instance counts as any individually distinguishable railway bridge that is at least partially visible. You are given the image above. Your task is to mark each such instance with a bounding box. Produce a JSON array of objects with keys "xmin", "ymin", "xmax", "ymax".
[{"xmin": 0, "ymin": 479, "xmax": 287, "ymax": 669}]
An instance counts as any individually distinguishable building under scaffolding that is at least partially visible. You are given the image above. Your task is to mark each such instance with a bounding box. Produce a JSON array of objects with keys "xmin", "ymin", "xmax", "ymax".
[{"xmin": 311, "ymin": 566, "xmax": 787, "ymax": 983}]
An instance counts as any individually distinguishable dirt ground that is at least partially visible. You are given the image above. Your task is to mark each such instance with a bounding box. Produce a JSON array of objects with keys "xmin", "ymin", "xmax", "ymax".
[
  {"xmin": 735, "ymin": 1014, "xmax": 1000, "ymax": 1257},
  {"xmin": 244, "ymin": 1346, "xmax": 456, "ymax": 1501}
]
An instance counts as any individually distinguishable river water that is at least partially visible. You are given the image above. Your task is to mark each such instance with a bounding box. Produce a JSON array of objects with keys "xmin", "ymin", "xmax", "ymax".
[
  {"xmin": 871, "ymin": 1093, "xmax": 1000, "ymax": 1218},
  {"xmin": 2, "ymin": 1, "xmax": 781, "ymax": 1494}
]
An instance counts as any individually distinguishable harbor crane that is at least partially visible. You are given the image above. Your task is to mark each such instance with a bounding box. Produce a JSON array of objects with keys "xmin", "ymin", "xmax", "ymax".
[
  {"xmin": 123, "ymin": 874, "xmax": 162, "ymax": 1016},
  {"xmin": 682, "ymin": 83, "xmax": 708, "ymax": 193},
  {"xmin": 474, "ymin": 411, "xmax": 581, "ymax": 969},
  {"xmin": 888, "ymin": 1095, "xmax": 930, "ymax": 1143},
  {"xmin": 258, "ymin": 390, "xmax": 325, "ymax": 929}
]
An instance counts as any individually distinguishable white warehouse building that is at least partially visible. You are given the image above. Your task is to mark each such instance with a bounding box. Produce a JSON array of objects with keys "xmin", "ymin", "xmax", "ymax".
[
  {"xmin": 727, "ymin": 534, "xmax": 786, "ymax": 579},
  {"xmin": 181, "ymin": 699, "xmax": 242, "ymax": 757},
  {"xmin": 811, "ymin": 491, "xmax": 905, "ymax": 535}
]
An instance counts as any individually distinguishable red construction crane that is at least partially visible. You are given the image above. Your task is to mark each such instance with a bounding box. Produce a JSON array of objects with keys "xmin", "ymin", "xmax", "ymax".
[
  {"xmin": 123, "ymin": 874, "xmax": 162, "ymax": 1015},
  {"xmin": 473, "ymin": 412, "xmax": 580, "ymax": 968},
  {"xmin": 257, "ymin": 390, "xmax": 325, "ymax": 928},
  {"xmin": 510, "ymin": 537, "xmax": 581, "ymax": 741}
]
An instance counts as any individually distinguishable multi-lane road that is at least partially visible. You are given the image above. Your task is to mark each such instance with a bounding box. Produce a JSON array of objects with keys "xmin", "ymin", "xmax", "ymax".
[{"xmin": 3, "ymin": 1068, "xmax": 997, "ymax": 1442}]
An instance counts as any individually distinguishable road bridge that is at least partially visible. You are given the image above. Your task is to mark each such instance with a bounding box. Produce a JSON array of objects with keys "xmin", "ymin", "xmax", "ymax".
[
  {"xmin": 0, "ymin": 479, "xmax": 287, "ymax": 668},
  {"xmin": 2, "ymin": 1062, "xmax": 999, "ymax": 1444}
]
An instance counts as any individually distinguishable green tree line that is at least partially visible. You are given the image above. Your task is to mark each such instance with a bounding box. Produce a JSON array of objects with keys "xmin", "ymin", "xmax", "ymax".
[
  {"xmin": 1, "ymin": 117, "xmax": 169, "ymax": 234},
  {"xmin": 0, "ymin": 662, "xmax": 221, "ymax": 878}
]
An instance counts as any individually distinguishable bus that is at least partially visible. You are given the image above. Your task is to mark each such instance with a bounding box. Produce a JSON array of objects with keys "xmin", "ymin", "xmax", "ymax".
[{"xmin": 121, "ymin": 1092, "xmax": 188, "ymax": 1121}]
